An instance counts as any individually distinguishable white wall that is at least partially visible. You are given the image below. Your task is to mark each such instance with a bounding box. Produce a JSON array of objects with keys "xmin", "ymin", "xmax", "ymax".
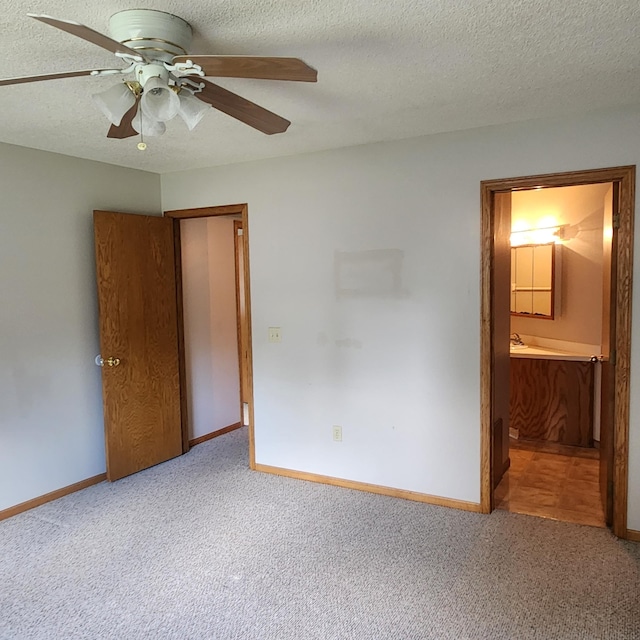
[
  {"xmin": 180, "ymin": 217, "xmax": 241, "ymax": 440},
  {"xmin": 511, "ymin": 183, "xmax": 611, "ymax": 346},
  {"xmin": 3, "ymin": 106, "xmax": 640, "ymax": 531},
  {"xmin": 162, "ymin": 105, "xmax": 640, "ymax": 528},
  {"xmin": 0, "ymin": 143, "xmax": 160, "ymax": 512}
]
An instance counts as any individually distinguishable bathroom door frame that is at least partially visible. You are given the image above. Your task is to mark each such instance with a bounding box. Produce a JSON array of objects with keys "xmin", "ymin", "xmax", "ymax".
[{"xmin": 479, "ymin": 166, "xmax": 635, "ymax": 539}]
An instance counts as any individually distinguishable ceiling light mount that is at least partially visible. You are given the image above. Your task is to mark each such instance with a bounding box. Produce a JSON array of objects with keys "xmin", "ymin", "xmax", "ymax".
[{"xmin": 135, "ymin": 62, "xmax": 169, "ymax": 88}]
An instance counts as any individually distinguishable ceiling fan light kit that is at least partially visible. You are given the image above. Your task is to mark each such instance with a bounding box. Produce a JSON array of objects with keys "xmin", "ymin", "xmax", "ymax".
[
  {"xmin": 140, "ymin": 75, "xmax": 180, "ymax": 122},
  {"xmin": 177, "ymin": 92, "xmax": 210, "ymax": 131},
  {"xmin": 131, "ymin": 109, "xmax": 166, "ymax": 137},
  {"xmin": 2, "ymin": 9, "xmax": 318, "ymax": 148},
  {"xmin": 92, "ymin": 82, "xmax": 137, "ymax": 126}
]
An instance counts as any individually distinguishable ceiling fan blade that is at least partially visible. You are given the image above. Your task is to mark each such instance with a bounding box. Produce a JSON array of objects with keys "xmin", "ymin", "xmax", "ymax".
[
  {"xmin": 107, "ymin": 99, "xmax": 140, "ymax": 139},
  {"xmin": 28, "ymin": 14, "xmax": 143, "ymax": 60},
  {"xmin": 195, "ymin": 79, "xmax": 291, "ymax": 134},
  {"xmin": 0, "ymin": 69, "xmax": 119, "ymax": 87},
  {"xmin": 174, "ymin": 56, "xmax": 317, "ymax": 82}
]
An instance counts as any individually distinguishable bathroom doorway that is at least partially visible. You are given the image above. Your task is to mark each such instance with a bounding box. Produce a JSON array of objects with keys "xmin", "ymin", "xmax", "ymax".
[{"xmin": 479, "ymin": 166, "xmax": 635, "ymax": 539}]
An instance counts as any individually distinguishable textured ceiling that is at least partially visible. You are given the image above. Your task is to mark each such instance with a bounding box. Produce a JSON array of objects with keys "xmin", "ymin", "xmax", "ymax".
[{"xmin": 1, "ymin": 0, "xmax": 639, "ymax": 173}]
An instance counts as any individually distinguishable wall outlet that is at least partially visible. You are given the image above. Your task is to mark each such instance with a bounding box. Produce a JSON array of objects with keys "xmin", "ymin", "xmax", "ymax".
[
  {"xmin": 268, "ymin": 327, "xmax": 282, "ymax": 343},
  {"xmin": 332, "ymin": 425, "xmax": 342, "ymax": 442}
]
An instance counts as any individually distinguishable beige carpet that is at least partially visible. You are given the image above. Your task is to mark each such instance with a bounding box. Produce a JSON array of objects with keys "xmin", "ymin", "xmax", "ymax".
[{"xmin": 1, "ymin": 428, "xmax": 639, "ymax": 639}]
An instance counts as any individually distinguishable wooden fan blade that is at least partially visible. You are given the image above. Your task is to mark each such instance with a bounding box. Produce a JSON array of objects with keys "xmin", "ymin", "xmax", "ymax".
[
  {"xmin": 28, "ymin": 14, "xmax": 143, "ymax": 59},
  {"xmin": 0, "ymin": 69, "xmax": 119, "ymax": 87},
  {"xmin": 173, "ymin": 55, "xmax": 317, "ymax": 82},
  {"xmin": 107, "ymin": 100, "xmax": 139, "ymax": 139},
  {"xmin": 195, "ymin": 79, "xmax": 291, "ymax": 134}
]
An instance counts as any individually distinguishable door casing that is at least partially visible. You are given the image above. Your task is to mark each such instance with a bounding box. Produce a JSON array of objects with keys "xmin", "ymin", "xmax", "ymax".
[
  {"xmin": 165, "ymin": 204, "xmax": 256, "ymax": 469},
  {"xmin": 480, "ymin": 166, "xmax": 635, "ymax": 539}
]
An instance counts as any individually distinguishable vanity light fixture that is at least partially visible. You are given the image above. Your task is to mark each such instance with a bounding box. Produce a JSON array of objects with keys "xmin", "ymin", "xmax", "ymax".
[{"xmin": 510, "ymin": 224, "xmax": 564, "ymax": 247}]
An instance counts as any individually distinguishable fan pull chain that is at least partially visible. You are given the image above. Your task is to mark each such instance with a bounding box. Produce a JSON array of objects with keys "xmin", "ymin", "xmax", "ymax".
[{"xmin": 137, "ymin": 105, "xmax": 147, "ymax": 151}]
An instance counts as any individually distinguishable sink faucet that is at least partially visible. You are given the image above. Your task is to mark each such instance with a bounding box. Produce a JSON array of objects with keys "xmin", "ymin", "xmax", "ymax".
[{"xmin": 510, "ymin": 333, "xmax": 524, "ymax": 346}]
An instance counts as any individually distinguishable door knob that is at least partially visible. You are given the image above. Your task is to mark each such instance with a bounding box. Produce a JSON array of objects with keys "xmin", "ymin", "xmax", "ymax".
[{"xmin": 95, "ymin": 355, "xmax": 121, "ymax": 367}]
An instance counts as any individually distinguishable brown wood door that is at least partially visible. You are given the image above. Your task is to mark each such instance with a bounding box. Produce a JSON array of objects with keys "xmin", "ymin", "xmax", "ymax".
[
  {"xmin": 94, "ymin": 211, "xmax": 183, "ymax": 481},
  {"xmin": 599, "ymin": 184, "xmax": 617, "ymax": 525},
  {"xmin": 492, "ymin": 192, "xmax": 512, "ymax": 491}
]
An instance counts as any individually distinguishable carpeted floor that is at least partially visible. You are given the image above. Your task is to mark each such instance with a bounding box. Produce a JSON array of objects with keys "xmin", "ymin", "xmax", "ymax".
[{"xmin": 1, "ymin": 428, "xmax": 639, "ymax": 640}]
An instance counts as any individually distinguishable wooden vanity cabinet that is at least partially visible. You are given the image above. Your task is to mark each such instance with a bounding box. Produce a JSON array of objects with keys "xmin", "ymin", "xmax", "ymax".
[{"xmin": 510, "ymin": 357, "xmax": 593, "ymax": 447}]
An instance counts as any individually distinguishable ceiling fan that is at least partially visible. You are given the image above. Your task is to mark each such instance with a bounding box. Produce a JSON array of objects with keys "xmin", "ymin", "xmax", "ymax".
[{"xmin": 0, "ymin": 10, "xmax": 317, "ymax": 148}]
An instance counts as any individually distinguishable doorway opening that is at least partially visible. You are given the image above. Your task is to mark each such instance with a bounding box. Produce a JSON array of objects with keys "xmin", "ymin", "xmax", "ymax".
[
  {"xmin": 165, "ymin": 204, "xmax": 256, "ymax": 468},
  {"xmin": 480, "ymin": 167, "xmax": 635, "ymax": 539}
]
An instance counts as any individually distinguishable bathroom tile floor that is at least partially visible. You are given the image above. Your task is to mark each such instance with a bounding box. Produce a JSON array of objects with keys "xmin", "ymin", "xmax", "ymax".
[{"xmin": 495, "ymin": 443, "xmax": 606, "ymax": 528}]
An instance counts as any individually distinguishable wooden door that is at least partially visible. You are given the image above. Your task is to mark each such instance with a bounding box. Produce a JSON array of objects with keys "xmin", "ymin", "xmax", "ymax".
[
  {"xmin": 599, "ymin": 184, "xmax": 618, "ymax": 524},
  {"xmin": 492, "ymin": 192, "xmax": 512, "ymax": 490},
  {"xmin": 94, "ymin": 211, "xmax": 183, "ymax": 481}
]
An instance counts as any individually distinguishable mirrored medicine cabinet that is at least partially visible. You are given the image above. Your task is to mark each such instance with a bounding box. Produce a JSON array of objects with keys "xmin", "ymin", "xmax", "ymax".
[{"xmin": 510, "ymin": 242, "xmax": 558, "ymax": 319}]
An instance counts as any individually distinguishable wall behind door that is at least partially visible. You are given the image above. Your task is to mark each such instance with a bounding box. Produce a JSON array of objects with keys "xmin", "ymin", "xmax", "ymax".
[
  {"xmin": 181, "ymin": 217, "xmax": 241, "ymax": 440},
  {"xmin": 0, "ymin": 142, "xmax": 160, "ymax": 512}
]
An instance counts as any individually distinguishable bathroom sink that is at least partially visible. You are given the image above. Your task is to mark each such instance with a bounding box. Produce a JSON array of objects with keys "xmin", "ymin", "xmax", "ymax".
[{"xmin": 510, "ymin": 343, "xmax": 528, "ymax": 350}]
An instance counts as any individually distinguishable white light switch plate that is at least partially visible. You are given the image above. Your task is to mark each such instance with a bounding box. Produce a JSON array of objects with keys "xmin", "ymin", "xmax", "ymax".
[{"xmin": 268, "ymin": 327, "xmax": 282, "ymax": 343}]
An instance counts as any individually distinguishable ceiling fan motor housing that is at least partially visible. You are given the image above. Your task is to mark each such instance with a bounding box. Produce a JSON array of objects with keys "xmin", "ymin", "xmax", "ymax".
[{"xmin": 109, "ymin": 9, "xmax": 193, "ymax": 63}]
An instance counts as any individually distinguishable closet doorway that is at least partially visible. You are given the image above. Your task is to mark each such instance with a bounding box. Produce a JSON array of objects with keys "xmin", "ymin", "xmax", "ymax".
[{"xmin": 165, "ymin": 204, "xmax": 256, "ymax": 467}]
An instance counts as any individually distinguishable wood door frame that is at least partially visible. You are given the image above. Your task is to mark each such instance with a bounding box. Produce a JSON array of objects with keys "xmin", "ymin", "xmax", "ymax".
[
  {"xmin": 480, "ymin": 166, "xmax": 635, "ymax": 538},
  {"xmin": 164, "ymin": 204, "xmax": 256, "ymax": 469},
  {"xmin": 233, "ymin": 220, "xmax": 247, "ymax": 425}
]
